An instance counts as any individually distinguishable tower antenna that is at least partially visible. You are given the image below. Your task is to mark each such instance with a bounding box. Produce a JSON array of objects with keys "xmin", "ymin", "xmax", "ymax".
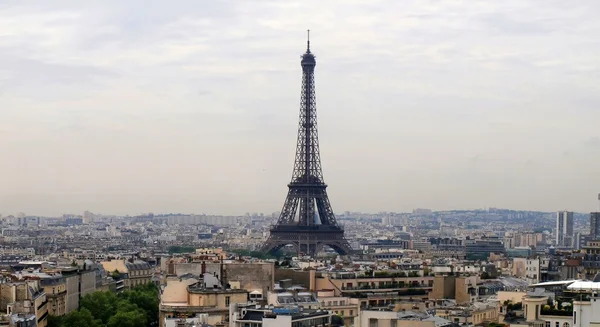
[{"xmin": 307, "ymin": 29, "xmax": 310, "ymax": 53}]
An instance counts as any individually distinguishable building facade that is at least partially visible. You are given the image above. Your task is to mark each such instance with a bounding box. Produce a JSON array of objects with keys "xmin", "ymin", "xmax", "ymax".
[
  {"xmin": 0, "ymin": 280, "xmax": 48, "ymax": 327},
  {"xmin": 591, "ymin": 212, "xmax": 600, "ymax": 240},
  {"xmin": 556, "ymin": 211, "xmax": 574, "ymax": 247}
]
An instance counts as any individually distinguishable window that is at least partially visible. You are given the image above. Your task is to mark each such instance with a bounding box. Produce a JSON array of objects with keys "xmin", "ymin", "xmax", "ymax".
[
  {"xmin": 350, "ymin": 310, "xmax": 353, "ymax": 316},
  {"xmin": 563, "ymin": 323, "xmax": 569, "ymax": 327},
  {"xmin": 555, "ymin": 322, "xmax": 559, "ymax": 327},
  {"xmin": 225, "ymin": 296, "xmax": 230, "ymax": 306},
  {"xmin": 574, "ymin": 311, "xmax": 576, "ymax": 324}
]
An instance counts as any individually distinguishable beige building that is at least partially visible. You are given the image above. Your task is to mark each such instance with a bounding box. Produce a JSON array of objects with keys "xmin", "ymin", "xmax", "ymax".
[
  {"xmin": 497, "ymin": 291, "xmax": 526, "ymax": 304},
  {"xmin": 64, "ymin": 274, "xmax": 79, "ymax": 314},
  {"xmin": 518, "ymin": 233, "xmax": 543, "ymax": 248},
  {"xmin": 160, "ymin": 276, "xmax": 248, "ymax": 327},
  {"xmin": 313, "ymin": 271, "xmax": 433, "ymax": 308},
  {"xmin": 174, "ymin": 261, "xmax": 274, "ymax": 297},
  {"xmin": 500, "ymin": 294, "xmax": 572, "ymax": 327},
  {"xmin": 101, "ymin": 260, "xmax": 153, "ymax": 289},
  {"xmin": 436, "ymin": 303, "xmax": 498, "ymax": 325},
  {"xmin": 42, "ymin": 267, "xmax": 82, "ymax": 314},
  {"xmin": 316, "ymin": 290, "xmax": 359, "ymax": 326},
  {"xmin": 0, "ymin": 280, "xmax": 48, "ymax": 327},
  {"xmin": 40, "ymin": 275, "xmax": 67, "ymax": 316},
  {"xmin": 360, "ymin": 309, "xmax": 449, "ymax": 327},
  {"xmin": 429, "ymin": 274, "xmax": 479, "ymax": 305},
  {"xmin": 79, "ymin": 269, "xmax": 96, "ymax": 297},
  {"xmin": 512, "ymin": 258, "xmax": 540, "ymax": 284}
]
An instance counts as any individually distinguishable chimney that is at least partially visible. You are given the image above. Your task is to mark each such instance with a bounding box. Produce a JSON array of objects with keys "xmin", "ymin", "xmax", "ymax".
[
  {"xmin": 220, "ymin": 257, "xmax": 225, "ymax": 289},
  {"xmin": 201, "ymin": 261, "xmax": 206, "ymax": 275}
]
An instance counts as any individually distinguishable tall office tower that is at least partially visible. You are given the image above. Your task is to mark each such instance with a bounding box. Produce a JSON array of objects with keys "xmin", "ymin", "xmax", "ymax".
[
  {"xmin": 590, "ymin": 194, "xmax": 600, "ymax": 239},
  {"xmin": 556, "ymin": 211, "xmax": 574, "ymax": 247}
]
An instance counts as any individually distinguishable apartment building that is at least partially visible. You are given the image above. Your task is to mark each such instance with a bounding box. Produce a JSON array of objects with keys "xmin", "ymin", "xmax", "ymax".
[
  {"xmin": 100, "ymin": 260, "xmax": 153, "ymax": 289},
  {"xmin": 313, "ymin": 270, "xmax": 433, "ymax": 309},
  {"xmin": 0, "ymin": 280, "xmax": 48, "ymax": 327},
  {"xmin": 160, "ymin": 275, "xmax": 248, "ymax": 327}
]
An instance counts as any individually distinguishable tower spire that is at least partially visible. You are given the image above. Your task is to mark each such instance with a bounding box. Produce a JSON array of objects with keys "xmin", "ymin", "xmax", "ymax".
[{"xmin": 306, "ymin": 29, "xmax": 311, "ymax": 53}]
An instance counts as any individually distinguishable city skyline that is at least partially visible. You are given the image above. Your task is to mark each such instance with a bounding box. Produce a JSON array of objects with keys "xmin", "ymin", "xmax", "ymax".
[{"xmin": 2, "ymin": 1, "xmax": 600, "ymax": 216}]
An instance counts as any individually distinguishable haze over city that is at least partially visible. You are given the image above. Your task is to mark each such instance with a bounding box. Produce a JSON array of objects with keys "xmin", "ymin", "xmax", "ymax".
[{"xmin": 2, "ymin": 0, "xmax": 600, "ymax": 216}]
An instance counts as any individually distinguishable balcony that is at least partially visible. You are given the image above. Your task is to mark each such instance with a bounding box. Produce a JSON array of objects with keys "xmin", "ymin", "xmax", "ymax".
[
  {"xmin": 327, "ymin": 273, "xmax": 429, "ymax": 280},
  {"xmin": 37, "ymin": 300, "xmax": 48, "ymax": 311},
  {"xmin": 540, "ymin": 308, "xmax": 573, "ymax": 317},
  {"xmin": 343, "ymin": 289, "xmax": 429, "ymax": 299},
  {"xmin": 46, "ymin": 290, "xmax": 67, "ymax": 298},
  {"xmin": 341, "ymin": 284, "xmax": 431, "ymax": 291},
  {"xmin": 37, "ymin": 311, "xmax": 48, "ymax": 323}
]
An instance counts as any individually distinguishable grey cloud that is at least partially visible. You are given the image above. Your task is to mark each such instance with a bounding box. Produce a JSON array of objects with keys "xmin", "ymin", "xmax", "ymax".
[
  {"xmin": 2, "ymin": 0, "xmax": 600, "ymax": 215},
  {"xmin": 584, "ymin": 137, "xmax": 600, "ymax": 149}
]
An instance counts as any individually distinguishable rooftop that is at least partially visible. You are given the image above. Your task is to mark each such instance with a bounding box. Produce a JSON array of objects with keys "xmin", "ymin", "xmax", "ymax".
[{"xmin": 240, "ymin": 307, "xmax": 331, "ymax": 322}]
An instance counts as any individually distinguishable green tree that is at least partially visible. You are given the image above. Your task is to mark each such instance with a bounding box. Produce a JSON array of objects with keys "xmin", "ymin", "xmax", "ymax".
[
  {"xmin": 119, "ymin": 289, "xmax": 159, "ymax": 324},
  {"xmin": 60, "ymin": 308, "xmax": 102, "ymax": 327},
  {"xmin": 331, "ymin": 314, "xmax": 344, "ymax": 326},
  {"xmin": 167, "ymin": 246, "xmax": 196, "ymax": 254},
  {"xmin": 80, "ymin": 291, "xmax": 119, "ymax": 324},
  {"xmin": 107, "ymin": 310, "xmax": 147, "ymax": 327},
  {"xmin": 111, "ymin": 270, "xmax": 121, "ymax": 280},
  {"xmin": 47, "ymin": 315, "xmax": 63, "ymax": 327},
  {"xmin": 230, "ymin": 249, "xmax": 282, "ymax": 259},
  {"xmin": 115, "ymin": 300, "xmax": 141, "ymax": 314}
]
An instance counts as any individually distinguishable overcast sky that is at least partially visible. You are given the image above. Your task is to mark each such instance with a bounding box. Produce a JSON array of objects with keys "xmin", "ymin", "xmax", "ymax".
[{"xmin": 1, "ymin": 0, "xmax": 600, "ymax": 216}]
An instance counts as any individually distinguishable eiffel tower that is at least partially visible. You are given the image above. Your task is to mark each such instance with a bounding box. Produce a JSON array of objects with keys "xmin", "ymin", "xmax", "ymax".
[{"xmin": 261, "ymin": 32, "xmax": 352, "ymax": 256}]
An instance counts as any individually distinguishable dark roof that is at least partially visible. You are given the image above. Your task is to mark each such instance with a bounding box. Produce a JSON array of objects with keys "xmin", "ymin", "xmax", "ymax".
[
  {"xmin": 125, "ymin": 261, "xmax": 151, "ymax": 271},
  {"xmin": 241, "ymin": 310, "xmax": 264, "ymax": 321}
]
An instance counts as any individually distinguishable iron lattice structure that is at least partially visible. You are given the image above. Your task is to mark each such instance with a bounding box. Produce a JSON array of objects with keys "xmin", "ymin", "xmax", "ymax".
[{"xmin": 261, "ymin": 34, "xmax": 352, "ymax": 256}]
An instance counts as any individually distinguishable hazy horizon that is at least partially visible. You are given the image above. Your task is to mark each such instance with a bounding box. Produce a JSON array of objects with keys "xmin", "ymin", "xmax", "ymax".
[{"xmin": 2, "ymin": 1, "xmax": 600, "ymax": 216}]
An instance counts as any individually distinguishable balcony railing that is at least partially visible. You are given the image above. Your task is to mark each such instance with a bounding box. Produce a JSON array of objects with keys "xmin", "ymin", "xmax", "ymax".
[
  {"xmin": 343, "ymin": 289, "xmax": 429, "ymax": 298},
  {"xmin": 37, "ymin": 300, "xmax": 48, "ymax": 311},
  {"xmin": 37, "ymin": 312, "xmax": 48, "ymax": 323},
  {"xmin": 326, "ymin": 274, "xmax": 431, "ymax": 280},
  {"xmin": 540, "ymin": 309, "xmax": 573, "ymax": 317},
  {"xmin": 341, "ymin": 284, "xmax": 432, "ymax": 291},
  {"xmin": 47, "ymin": 290, "xmax": 67, "ymax": 298}
]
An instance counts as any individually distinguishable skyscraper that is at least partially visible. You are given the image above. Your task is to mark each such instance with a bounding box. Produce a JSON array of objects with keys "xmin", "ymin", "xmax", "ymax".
[
  {"xmin": 591, "ymin": 194, "xmax": 600, "ymax": 239},
  {"xmin": 556, "ymin": 211, "xmax": 574, "ymax": 247}
]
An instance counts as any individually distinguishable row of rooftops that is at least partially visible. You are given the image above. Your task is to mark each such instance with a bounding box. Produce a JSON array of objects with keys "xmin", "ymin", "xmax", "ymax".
[{"xmin": 236, "ymin": 304, "xmax": 331, "ymax": 323}]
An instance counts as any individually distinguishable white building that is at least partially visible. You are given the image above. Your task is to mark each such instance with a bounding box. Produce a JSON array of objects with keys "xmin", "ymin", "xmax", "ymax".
[
  {"xmin": 513, "ymin": 258, "xmax": 541, "ymax": 284},
  {"xmin": 569, "ymin": 280, "xmax": 600, "ymax": 326},
  {"xmin": 230, "ymin": 303, "xmax": 332, "ymax": 327}
]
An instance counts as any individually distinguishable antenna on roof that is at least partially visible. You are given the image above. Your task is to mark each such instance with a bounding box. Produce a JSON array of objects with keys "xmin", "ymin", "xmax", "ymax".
[{"xmin": 306, "ymin": 29, "xmax": 311, "ymax": 53}]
